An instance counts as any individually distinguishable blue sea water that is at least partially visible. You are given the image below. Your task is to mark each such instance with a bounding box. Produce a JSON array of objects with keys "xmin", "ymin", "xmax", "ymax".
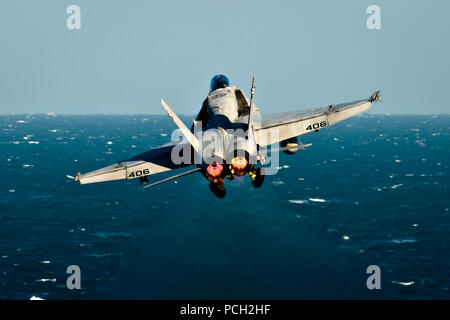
[{"xmin": 0, "ymin": 114, "xmax": 449, "ymax": 299}]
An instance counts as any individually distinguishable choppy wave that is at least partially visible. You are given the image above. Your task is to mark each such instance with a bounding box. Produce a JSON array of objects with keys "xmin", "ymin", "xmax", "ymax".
[
  {"xmin": 0, "ymin": 114, "xmax": 448, "ymax": 299},
  {"xmin": 288, "ymin": 198, "xmax": 327, "ymax": 204}
]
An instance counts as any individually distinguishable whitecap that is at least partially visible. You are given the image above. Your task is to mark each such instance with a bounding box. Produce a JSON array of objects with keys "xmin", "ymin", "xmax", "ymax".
[
  {"xmin": 289, "ymin": 200, "xmax": 306, "ymax": 204},
  {"xmin": 415, "ymin": 140, "xmax": 426, "ymax": 147},
  {"xmin": 37, "ymin": 278, "xmax": 56, "ymax": 283},
  {"xmin": 22, "ymin": 164, "xmax": 34, "ymax": 168},
  {"xmin": 30, "ymin": 296, "xmax": 44, "ymax": 300},
  {"xmin": 394, "ymin": 159, "xmax": 401, "ymax": 163},
  {"xmin": 392, "ymin": 281, "xmax": 415, "ymax": 286},
  {"xmin": 106, "ymin": 141, "xmax": 113, "ymax": 145},
  {"xmin": 272, "ymin": 180, "xmax": 285, "ymax": 185},
  {"xmin": 28, "ymin": 141, "xmax": 39, "ymax": 144},
  {"xmin": 9, "ymin": 189, "xmax": 15, "ymax": 193},
  {"xmin": 40, "ymin": 261, "xmax": 50, "ymax": 264},
  {"xmin": 309, "ymin": 198, "xmax": 326, "ymax": 203},
  {"xmin": 16, "ymin": 120, "xmax": 27, "ymax": 124},
  {"xmin": 391, "ymin": 184, "xmax": 403, "ymax": 189}
]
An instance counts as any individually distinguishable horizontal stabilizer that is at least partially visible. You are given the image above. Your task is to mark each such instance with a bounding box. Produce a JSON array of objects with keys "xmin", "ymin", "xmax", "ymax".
[
  {"xmin": 142, "ymin": 167, "xmax": 202, "ymax": 189},
  {"xmin": 266, "ymin": 143, "xmax": 312, "ymax": 154}
]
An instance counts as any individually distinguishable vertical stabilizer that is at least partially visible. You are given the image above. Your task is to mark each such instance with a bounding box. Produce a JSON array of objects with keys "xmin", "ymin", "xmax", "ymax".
[
  {"xmin": 248, "ymin": 76, "xmax": 256, "ymax": 130},
  {"xmin": 161, "ymin": 99, "xmax": 200, "ymax": 152}
]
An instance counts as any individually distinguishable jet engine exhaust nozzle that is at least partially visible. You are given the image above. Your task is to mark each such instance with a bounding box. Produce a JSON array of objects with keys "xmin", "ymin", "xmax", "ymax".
[
  {"xmin": 206, "ymin": 162, "xmax": 223, "ymax": 178},
  {"xmin": 231, "ymin": 156, "xmax": 248, "ymax": 171}
]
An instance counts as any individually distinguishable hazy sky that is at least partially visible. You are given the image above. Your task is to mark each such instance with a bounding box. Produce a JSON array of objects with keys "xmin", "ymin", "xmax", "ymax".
[{"xmin": 1, "ymin": 0, "xmax": 449, "ymax": 115}]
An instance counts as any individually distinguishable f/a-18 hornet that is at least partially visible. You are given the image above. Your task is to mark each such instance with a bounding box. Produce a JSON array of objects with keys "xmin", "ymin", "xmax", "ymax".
[{"xmin": 72, "ymin": 74, "xmax": 380, "ymax": 197}]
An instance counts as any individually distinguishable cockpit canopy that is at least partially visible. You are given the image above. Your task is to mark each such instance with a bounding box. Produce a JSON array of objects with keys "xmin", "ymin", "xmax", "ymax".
[{"xmin": 210, "ymin": 74, "xmax": 230, "ymax": 92}]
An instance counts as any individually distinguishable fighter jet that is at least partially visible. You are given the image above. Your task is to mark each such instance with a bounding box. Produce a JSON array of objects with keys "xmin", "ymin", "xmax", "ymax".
[{"xmin": 72, "ymin": 74, "xmax": 380, "ymax": 197}]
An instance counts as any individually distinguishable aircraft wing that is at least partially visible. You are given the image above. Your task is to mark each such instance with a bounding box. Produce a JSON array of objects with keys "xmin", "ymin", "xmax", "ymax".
[
  {"xmin": 75, "ymin": 141, "xmax": 192, "ymax": 184},
  {"xmin": 253, "ymin": 91, "xmax": 380, "ymax": 147}
]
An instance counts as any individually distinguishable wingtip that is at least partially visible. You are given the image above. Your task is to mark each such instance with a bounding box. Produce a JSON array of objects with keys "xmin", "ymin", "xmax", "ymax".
[
  {"xmin": 66, "ymin": 172, "xmax": 81, "ymax": 182},
  {"xmin": 369, "ymin": 90, "xmax": 381, "ymax": 103}
]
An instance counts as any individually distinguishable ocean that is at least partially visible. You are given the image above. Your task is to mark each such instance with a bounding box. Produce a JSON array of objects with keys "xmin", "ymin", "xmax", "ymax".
[{"xmin": 0, "ymin": 114, "xmax": 449, "ymax": 299}]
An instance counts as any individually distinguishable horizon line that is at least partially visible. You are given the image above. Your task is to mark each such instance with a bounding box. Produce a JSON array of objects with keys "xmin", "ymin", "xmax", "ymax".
[{"xmin": 0, "ymin": 113, "xmax": 449, "ymax": 117}]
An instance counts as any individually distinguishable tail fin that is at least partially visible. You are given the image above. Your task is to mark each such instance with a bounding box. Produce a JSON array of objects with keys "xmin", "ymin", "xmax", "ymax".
[
  {"xmin": 248, "ymin": 76, "xmax": 256, "ymax": 130},
  {"xmin": 161, "ymin": 99, "xmax": 200, "ymax": 152}
]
